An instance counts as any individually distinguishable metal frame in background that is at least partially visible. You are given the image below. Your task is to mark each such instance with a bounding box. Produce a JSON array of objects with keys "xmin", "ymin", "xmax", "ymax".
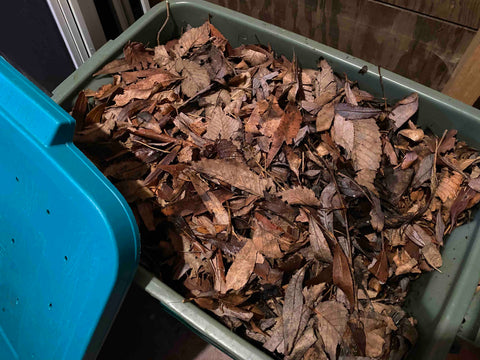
[{"xmin": 46, "ymin": 0, "xmax": 151, "ymax": 68}]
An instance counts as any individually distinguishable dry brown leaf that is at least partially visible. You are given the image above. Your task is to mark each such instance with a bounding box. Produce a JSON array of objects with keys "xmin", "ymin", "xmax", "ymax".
[
  {"xmin": 283, "ymin": 266, "xmax": 306, "ymax": 354},
  {"xmin": 394, "ymin": 249, "xmax": 418, "ymax": 276},
  {"xmin": 188, "ymin": 171, "xmax": 230, "ymax": 225},
  {"xmin": 399, "ymin": 128, "xmax": 424, "ymax": 142},
  {"xmin": 368, "ymin": 249, "xmax": 389, "ymax": 283},
  {"xmin": 225, "ymin": 238, "xmax": 258, "ymax": 291},
  {"xmin": 436, "ymin": 171, "xmax": 463, "ymax": 202},
  {"xmin": 204, "ymin": 107, "xmax": 242, "ymax": 140},
  {"xmin": 369, "ymin": 195, "xmax": 385, "ymax": 232},
  {"xmin": 412, "ymin": 154, "xmax": 434, "ymax": 188},
  {"xmin": 286, "ymin": 327, "xmax": 317, "ymax": 360},
  {"xmin": 308, "ymin": 215, "xmax": 333, "ymax": 263},
  {"xmin": 332, "ymin": 114, "xmax": 354, "ymax": 153},
  {"xmin": 333, "ymin": 243, "xmax": 355, "ymax": 307},
  {"xmin": 175, "ymin": 59, "xmax": 211, "ymax": 97},
  {"xmin": 345, "ymin": 82, "xmax": 358, "ymax": 106},
  {"xmin": 422, "ymin": 243, "xmax": 442, "ymax": 269},
  {"xmin": 266, "ymin": 102, "xmax": 302, "ymax": 167},
  {"xmin": 404, "ymin": 224, "xmax": 433, "ymax": 247},
  {"xmin": 124, "ymin": 42, "xmax": 153, "ymax": 70},
  {"xmin": 352, "ymin": 118, "xmax": 382, "ymax": 192},
  {"xmin": 316, "ymin": 102, "xmax": 335, "ymax": 132},
  {"xmin": 401, "ymin": 151, "xmax": 419, "ymax": 169},
  {"xmin": 279, "ymin": 186, "xmax": 320, "ymax": 206},
  {"xmin": 315, "ymin": 300, "xmax": 348, "ymax": 360},
  {"xmin": 389, "ymin": 93, "xmax": 419, "ymax": 130},
  {"xmin": 252, "ymin": 218, "xmax": 283, "ymax": 259},
  {"xmin": 174, "ymin": 22, "xmax": 210, "ymax": 57},
  {"xmin": 192, "ymin": 159, "xmax": 274, "ymax": 196},
  {"xmin": 315, "ymin": 59, "xmax": 337, "ymax": 104}
]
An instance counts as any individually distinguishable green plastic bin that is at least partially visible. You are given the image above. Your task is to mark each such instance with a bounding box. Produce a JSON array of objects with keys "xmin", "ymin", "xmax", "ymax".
[{"xmin": 53, "ymin": 1, "xmax": 480, "ymax": 359}]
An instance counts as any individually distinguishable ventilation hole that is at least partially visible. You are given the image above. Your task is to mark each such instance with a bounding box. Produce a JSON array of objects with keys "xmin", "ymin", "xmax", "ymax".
[
  {"xmin": 11, "ymin": 238, "xmax": 14, "ymax": 244},
  {"xmin": 48, "ymin": 303, "xmax": 52, "ymax": 310},
  {"xmin": 46, "ymin": 209, "xmax": 50, "ymax": 215},
  {"xmin": 64, "ymin": 256, "xmax": 68, "ymax": 261},
  {"xmin": 462, "ymin": 318, "xmax": 466, "ymax": 324},
  {"xmin": 15, "ymin": 298, "xmax": 19, "ymax": 305},
  {"xmin": 15, "ymin": 177, "xmax": 19, "ymax": 182}
]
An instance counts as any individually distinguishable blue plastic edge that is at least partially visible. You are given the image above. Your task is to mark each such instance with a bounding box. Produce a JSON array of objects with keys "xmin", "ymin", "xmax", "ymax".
[{"xmin": 0, "ymin": 56, "xmax": 141, "ymax": 359}]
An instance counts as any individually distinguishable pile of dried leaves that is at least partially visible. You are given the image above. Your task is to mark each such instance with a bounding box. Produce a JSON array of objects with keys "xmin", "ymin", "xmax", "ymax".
[{"xmin": 72, "ymin": 21, "xmax": 480, "ymax": 359}]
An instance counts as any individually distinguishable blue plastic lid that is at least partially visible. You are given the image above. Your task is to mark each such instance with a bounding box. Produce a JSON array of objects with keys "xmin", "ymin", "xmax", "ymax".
[{"xmin": 0, "ymin": 57, "xmax": 140, "ymax": 360}]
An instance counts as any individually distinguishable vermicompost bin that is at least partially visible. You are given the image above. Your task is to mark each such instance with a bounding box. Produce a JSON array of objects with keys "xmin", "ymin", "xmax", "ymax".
[{"xmin": 2, "ymin": 1, "xmax": 480, "ymax": 359}]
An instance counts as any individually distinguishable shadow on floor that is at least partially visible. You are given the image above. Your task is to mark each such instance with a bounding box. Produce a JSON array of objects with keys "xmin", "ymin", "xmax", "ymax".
[{"xmin": 98, "ymin": 284, "xmax": 231, "ymax": 360}]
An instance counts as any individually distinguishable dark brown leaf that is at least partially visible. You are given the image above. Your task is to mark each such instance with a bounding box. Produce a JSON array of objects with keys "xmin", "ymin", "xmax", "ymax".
[
  {"xmin": 368, "ymin": 248, "xmax": 389, "ymax": 283},
  {"xmin": 333, "ymin": 243, "xmax": 355, "ymax": 307},
  {"xmin": 266, "ymin": 102, "xmax": 302, "ymax": 167}
]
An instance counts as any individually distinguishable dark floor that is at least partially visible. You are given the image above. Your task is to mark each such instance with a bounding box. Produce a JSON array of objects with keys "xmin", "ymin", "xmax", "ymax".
[{"xmin": 98, "ymin": 284, "xmax": 230, "ymax": 360}]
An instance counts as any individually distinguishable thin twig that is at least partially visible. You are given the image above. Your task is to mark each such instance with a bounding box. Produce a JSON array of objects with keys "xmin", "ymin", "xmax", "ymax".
[
  {"xmin": 157, "ymin": 0, "xmax": 171, "ymax": 46},
  {"xmin": 378, "ymin": 65, "xmax": 387, "ymax": 111}
]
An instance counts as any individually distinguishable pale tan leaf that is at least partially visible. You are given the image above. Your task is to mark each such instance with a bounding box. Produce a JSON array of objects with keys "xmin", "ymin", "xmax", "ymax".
[
  {"xmin": 308, "ymin": 215, "xmax": 333, "ymax": 263},
  {"xmin": 204, "ymin": 107, "xmax": 241, "ymax": 140},
  {"xmin": 174, "ymin": 22, "xmax": 210, "ymax": 57},
  {"xmin": 278, "ymin": 186, "xmax": 320, "ymax": 206},
  {"xmin": 436, "ymin": 171, "xmax": 463, "ymax": 202},
  {"xmin": 399, "ymin": 128, "xmax": 424, "ymax": 142},
  {"xmin": 114, "ymin": 88, "xmax": 153, "ymax": 106},
  {"xmin": 316, "ymin": 102, "xmax": 335, "ymax": 132},
  {"xmin": 153, "ymin": 45, "xmax": 172, "ymax": 67},
  {"xmin": 192, "ymin": 159, "xmax": 274, "ymax": 196},
  {"xmin": 225, "ymin": 239, "xmax": 258, "ymax": 291},
  {"xmin": 315, "ymin": 300, "xmax": 348, "ymax": 360},
  {"xmin": 175, "ymin": 59, "xmax": 211, "ymax": 97},
  {"xmin": 241, "ymin": 48, "xmax": 268, "ymax": 66},
  {"xmin": 365, "ymin": 331, "xmax": 385, "ymax": 358},
  {"xmin": 422, "ymin": 243, "xmax": 442, "ymax": 268},
  {"xmin": 315, "ymin": 59, "xmax": 336, "ymax": 104},
  {"xmin": 352, "ymin": 118, "xmax": 382, "ymax": 192},
  {"xmin": 389, "ymin": 93, "xmax": 419, "ymax": 130},
  {"xmin": 345, "ymin": 82, "xmax": 358, "ymax": 105},
  {"xmin": 332, "ymin": 114, "xmax": 354, "ymax": 153},
  {"xmin": 393, "ymin": 250, "xmax": 418, "ymax": 276}
]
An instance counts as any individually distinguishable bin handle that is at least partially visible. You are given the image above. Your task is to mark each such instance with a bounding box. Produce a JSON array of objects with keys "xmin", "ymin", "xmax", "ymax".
[{"xmin": 0, "ymin": 57, "xmax": 75, "ymax": 147}]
